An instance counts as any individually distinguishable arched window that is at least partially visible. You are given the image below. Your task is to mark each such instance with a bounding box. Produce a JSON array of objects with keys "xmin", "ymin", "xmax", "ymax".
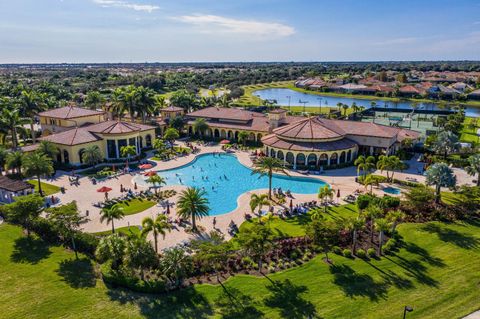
[
  {"xmin": 227, "ymin": 131, "xmax": 233, "ymax": 139},
  {"xmin": 249, "ymin": 132, "xmax": 255, "ymax": 141},
  {"xmin": 330, "ymin": 153, "xmax": 338, "ymax": 165},
  {"xmin": 319, "ymin": 153, "xmax": 328, "ymax": 166},
  {"xmin": 56, "ymin": 152, "xmax": 62, "ymax": 163},
  {"xmin": 220, "ymin": 130, "xmax": 226, "ymax": 138},
  {"xmin": 63, "ymin": 150, "xmax": 70, "ymax": 164},
  {"xmin": 307, "ymin": 154, "xmax": 317, "ymax": 167},
  {"xmin": 296, "ymin": 153, "xmax": 306, "ymax": 167},
  {"xmin": 285, "ymin": 152, "xmax": 294, "ymax": 167},
  {"xmin": 78, "ymin": 148, "xmax": 85, "ymax": 164},
  {"xmin": 347, "ymin": 150, "xmax": 352, "ymax": 162},
  {"xmin": 277, "ymin": 150, "xmax": 284, "ymax": 161},
  {"xmin": 214, "ymin": 129, "xmax": 220, "ymax": 138},
  {"xmin": 188, "ymin": 126, "xmax": 193, "ymax": 135},
  {"xmin": 234, "ymin": 131, "xmax": 239, "ymax": 140},
  {"xmin": 145, "ymin": 134, "xmax": 152, "ymax": 147},
  {"xmin": 257, "ymin": 133, "xmax": 262, "ymax": 141},
  {"xmin": 270, "ymin": 148, "xmax": 276, "ymax": 157},
  {"xmin": 340, "ymin": 151, "xmax": 346, "ymax": 164}
]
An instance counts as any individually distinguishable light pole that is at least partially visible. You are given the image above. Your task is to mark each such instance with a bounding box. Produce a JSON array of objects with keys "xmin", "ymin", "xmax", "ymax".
[
  {"xmin": 286, "ymin": 95, "xmax": 291, "ymax": 112},
  {"xmin": 403, "ymin": 306, "xmax": 413, "ymax": 319},
  {"xmin": 317, "ymin": 97, "xmax": 323, "ymax": 115}
]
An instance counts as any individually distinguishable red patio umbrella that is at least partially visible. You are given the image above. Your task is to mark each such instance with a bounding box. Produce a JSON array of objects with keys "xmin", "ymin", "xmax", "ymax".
[
  {"xmin": 144, "ymin": 171, "xmax": 157, "ymax": 177},
  {"xmin": 219, "ymin": 139, "xmax": 230, "ymax": 144},
  {"xmin": 139, "ymin": 163, "xmax": 153, "ymax": 170},
  {"xmin": 97, "ymin": 186, "xmax": 112, "ymax": 200}
]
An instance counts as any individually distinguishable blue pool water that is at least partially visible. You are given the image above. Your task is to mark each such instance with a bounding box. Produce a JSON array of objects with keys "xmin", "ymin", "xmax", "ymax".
[
  {"xmin": 383, "ymin": 186, "xmax": 401, "ymax": 195},
  {"xmin": 253, "ymin": 88, "xmax": 480, "ymax": 117},
  {"xmin": 134, "ymin": 153, "xmax": 328, "ymax": 216}
]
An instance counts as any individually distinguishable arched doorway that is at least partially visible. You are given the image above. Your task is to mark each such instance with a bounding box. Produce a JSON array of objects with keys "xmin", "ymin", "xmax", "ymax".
[
  {"xmin": 340, "ymin": 151, "xmax": 346, "ymax": 164},
  {"xmin": 347, "ymin": 150, "xmax": 352, "ymax": 162},
  {"xmin": 188, "ymin": 126, "xmax": 193, "ymax": 135},
  {"xmin": 214, "ymin": 129, "xmax": 220, "ymax": 138},
  {"xmin": 146, "ymin": 134, "xmax": 152, "ymax": 147},
  {"xmin": 257, "ymin": 133, "xmax": 262, "ymax": 141},
  {"xmin": 277, "ymin": 150, "xmax": 284, "ymax": 161},
  {"xmin": 227, "ymin": 131, "xmax": 233, "ymax": 139},
  {"xmin": 220, "ymin": 130, "xmax": 226, "ymax": 138},
  {"xmin": 78, "ymin": 148, "xmax": 85, "ymax": 164},
  {"xmin": 234, "ymin": 131, "xmax": 239, "ymax": 140},
  {"xmin": 249, "ymin": 132, "xmax": 255, "ymax": 141},
  {"xmin": 307, "ymin": 154, "xmax": 317, "ymax": 168},
  {"xmin": 56, "ymin": 152, "xmax": 62, "ymax": 163},
  {"xmin": 63, "ymin": 150, "xmax": 70, "ymax": 164},
  {"xmin": 330, "ymin": 153, "xmax": 338, "ymax": 165},
  {"xmin": 319, "ymin": 153, "xmax": 328, "ymax": 167},
  {"xmin": 285, "ymin": 152, "xmax": 294, "ymax": 167},
  {"xmin": 270, "ymin": 148, "xmax": 275, "ymax": 157},
  {"xmin": 296, "ymin": 153, "xmax": 306, "ymax": 168}
]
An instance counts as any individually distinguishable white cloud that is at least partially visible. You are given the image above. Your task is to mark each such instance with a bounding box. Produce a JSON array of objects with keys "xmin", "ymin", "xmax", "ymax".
[
  {"xmin": 93, "ymin": 0, "xmax": 159, "ymax": 13},
  {"xmin": 173, "ymin": 14, "xmax": 295, "ymax": 37}
]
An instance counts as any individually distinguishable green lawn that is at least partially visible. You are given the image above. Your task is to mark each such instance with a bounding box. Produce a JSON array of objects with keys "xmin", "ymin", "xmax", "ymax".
[
  {"xmin": 27, "ymin": 180, "xmax": 61, "ymax": 196},
  {"xmin": 1, "ymin": 218, "xmax": 480, "ymax": 318},
  {"xmin": 460, "ymin": 117, "xmax": 480, "ymax": 145},
  {"xmin": 240, "ymin": 204, "xmax": 358, "ymax": 238},
  {"xmin": 109, "ymin": 198, "xmax": 156, "ymax": 215}
]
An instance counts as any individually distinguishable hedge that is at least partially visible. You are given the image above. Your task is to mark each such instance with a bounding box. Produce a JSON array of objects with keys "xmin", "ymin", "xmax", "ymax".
[{"xmin": 100, "ymin": 263, "xmax": 167, "ymax": 294}]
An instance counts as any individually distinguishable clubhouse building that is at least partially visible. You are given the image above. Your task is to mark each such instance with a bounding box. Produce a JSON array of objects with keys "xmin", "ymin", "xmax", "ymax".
[
  {"xmin": 34, "ymin": 106, "xmax": 156, "ymax": 165},
  {"xmin": 182, "ymin": 107, "xmax": 420, "ymax": 169}
]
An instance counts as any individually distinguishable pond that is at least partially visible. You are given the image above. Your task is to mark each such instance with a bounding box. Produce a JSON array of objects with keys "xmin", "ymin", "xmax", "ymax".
[
  {"xmin": 253, "ymin": 88, "xmax": 480, "ymax": 117},
  {"xmin": 133, "ymin": 153, "xmax": 328, "ymax": 216}
]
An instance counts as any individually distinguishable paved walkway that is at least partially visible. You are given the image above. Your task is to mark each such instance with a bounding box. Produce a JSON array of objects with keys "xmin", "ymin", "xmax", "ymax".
[
  {"xmin": 41, "ymin": 145, "xmax": 475, "ymax": 250},
  {"xmin": 464, "ymin": 310, "xmax": 480, "ymax": 319}
]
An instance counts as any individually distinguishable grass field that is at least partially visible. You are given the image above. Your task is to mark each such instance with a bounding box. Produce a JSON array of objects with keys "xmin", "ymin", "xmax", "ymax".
[
  {"xmin": 27, "ymin": 180, "xmax": 61, "ymax": 196},
  {"xmin": 94, "ymin": 225, "xmax": 142, "ymax": 236},
  {"xmin": 109, "ymin": 198, "xmax": 156, "ymax": 215},
  {"xmin": 460, "ymin": 117, "xmax": 480, "ymax": 145},
  {"xmin": 2, "ymin": 211, "xmax": 480, "ymax": 318}
]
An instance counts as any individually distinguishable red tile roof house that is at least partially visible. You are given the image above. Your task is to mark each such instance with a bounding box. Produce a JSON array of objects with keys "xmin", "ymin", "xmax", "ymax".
[{"xmin": 398, "ymin": 85, "xmax": 422, "ymax": 97}]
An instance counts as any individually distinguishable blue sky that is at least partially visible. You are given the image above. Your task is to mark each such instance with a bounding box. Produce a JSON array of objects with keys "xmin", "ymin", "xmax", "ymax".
[{"xmin": 0, "ymin": 0, "xmax": 479, "ymax": 63}]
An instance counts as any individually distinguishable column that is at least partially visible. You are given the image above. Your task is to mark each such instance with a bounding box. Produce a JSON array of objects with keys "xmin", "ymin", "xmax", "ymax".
[
  {"xmin": 293, "ymin": 155, "xmax": 297, "ymax": 170},
  {"xmin": 369, "ymin": 146, "xmax": 374, "ymax": 155},
  {"xmin": 115, "ymin": 140, "xmax": 119, "ymax": 159},
  {"xmin": 327, "ymin": 154, "xmax": 331, "ymax": 166},
  {"xmin": 135, "ymin": 137, "xmax": 140, "ymax": 154}
]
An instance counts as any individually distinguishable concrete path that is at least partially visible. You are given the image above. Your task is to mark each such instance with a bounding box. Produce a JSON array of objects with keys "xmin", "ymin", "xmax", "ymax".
[{"xmin": 463, "ymin": 310, "xmax": 480, "ymax": 319}]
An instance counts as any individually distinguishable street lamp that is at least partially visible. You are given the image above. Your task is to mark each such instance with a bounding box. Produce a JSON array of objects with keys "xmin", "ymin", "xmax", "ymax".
[
  {"xmin": 403, "ymin": 306, "xmax": 413, "ymax": 319},
  {"xmin": 317, "ymin": 97, "xmax": 323, "ymax": 115},
  {"xmin": 286, "ymin": 95, "xmax": 291, "ymax": 111}
]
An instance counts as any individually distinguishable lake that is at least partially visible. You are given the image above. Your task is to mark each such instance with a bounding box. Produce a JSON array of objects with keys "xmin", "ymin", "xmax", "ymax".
[{"xmin": 253, "ymin": 88, "xmax": 480, "ymax": 117}]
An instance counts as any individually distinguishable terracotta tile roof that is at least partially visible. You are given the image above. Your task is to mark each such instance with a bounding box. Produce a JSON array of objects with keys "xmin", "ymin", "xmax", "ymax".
[
  {"xmin": 262, "ymin": 134, "xmax": 357, "ymax": 152},
  {"xmin": 468, "ymin": 89, "xmax": 480, "ymax": 96},
  {"xmin": 39, "ymin": 121, "xmax": 155, "ymax": 146},
  {"xmin": 39, "ymin": 106, "xmax": 105, "ymax": 119},
  {"xmin": 21, "ymin": 144, "xmax": 40, "ymax": 153},
  {"xmin": 40, "ymin": 127, "xmax": 102, "ymax": 146},
  {"xmin": 86, "ymin": 121, "xmax": 155, "ymax": 134},
  {"xmin": 0, "ymin": 176, "xmax": 34, "ymax": 192},
  {"xmin": 188, "ymin": 107, "xmax": 256, "ymax": 122},
  {"xmin": 273, "ymin": 117, "xmax": 345, "ymax": 140},
  {"xmin": 399, "ymin": 85, "xmax": 420, "ymax": 94}
]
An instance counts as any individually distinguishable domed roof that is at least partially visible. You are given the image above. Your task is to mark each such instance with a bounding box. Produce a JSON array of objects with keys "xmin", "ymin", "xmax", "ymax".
[{"xmin": 273, "ymin": 117, "xmax": 345, "ymax": 141}]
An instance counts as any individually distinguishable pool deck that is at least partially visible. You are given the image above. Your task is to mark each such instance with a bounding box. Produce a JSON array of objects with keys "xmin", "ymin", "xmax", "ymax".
[{"xmin": 42, "ymin": 142, "xmax": 476, "ymax": 250}]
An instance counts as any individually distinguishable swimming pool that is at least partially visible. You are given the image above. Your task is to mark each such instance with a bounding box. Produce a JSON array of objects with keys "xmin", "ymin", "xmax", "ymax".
[
  {"xmin": 133, "ymin": 153, "xmax": 328, "ymax": 216},
  {"xmin": 383, "ymin": 186, "xmax": 401, "ymax": 195}
]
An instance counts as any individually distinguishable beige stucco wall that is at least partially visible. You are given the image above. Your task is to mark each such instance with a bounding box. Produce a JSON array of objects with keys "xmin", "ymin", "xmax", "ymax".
[{"xmin": 40, "ymin": 114, "xmax": 105, "ymax": 135}]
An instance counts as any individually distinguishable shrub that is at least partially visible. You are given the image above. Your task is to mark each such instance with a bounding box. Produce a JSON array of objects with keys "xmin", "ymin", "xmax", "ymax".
[
  {"xmin": 356, "ymin": 249, "xmax": 367, "ymax": 259},
  {"xmin": 332, "ymin": 246, "xmax": 343, "ymax": 255},
  {"xmin": 343, "ymin": 249, "xmax": 353, "ymax": 258},
  {"xmin": 356, "ymin": 194, "xmax": 374, "ymax": 210},
  {"xmin": 367, "ymin": 248, "xmax": 377, "ymax": 258},
  {"xmin": 383, "ymin": 239, "xmax": 398, "ymax": 254},
  {"xmin": 380, "ymin": 196, "xmax": 401, "ymax": 209},
  {"xmin": 101, "ymin": 263, "xmax": 166, "ymax": 293}
]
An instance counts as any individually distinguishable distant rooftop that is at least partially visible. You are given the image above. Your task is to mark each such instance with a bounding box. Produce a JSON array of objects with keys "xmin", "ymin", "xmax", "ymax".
[{"xmin": 39, "ymin": 106, "xmax": 105, "ymax": 119}]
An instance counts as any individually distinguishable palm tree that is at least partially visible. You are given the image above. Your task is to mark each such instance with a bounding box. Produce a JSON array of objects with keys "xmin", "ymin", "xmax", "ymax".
[
  {"xmin": 344, "ymin": 215, "xmax": 365, "ymax": 254},
  {"xmin": 376, "ymin": 155, "xmax": 391, "ymax": 181},
  {"xmin": 336, "ymin": 102, "xmax": 343, "ymax": 112},
  {"xmin": 111, "ymin": 88, "xmax": 127, "ymax": 120},
  {"xmin": 22, "ymin": 152, "xmax": 54, "ymax": 196},
  {"xmin": 146, "ymin": 175, "xmax": 166, "ymax": 194},
  {"xmin": 0, "ymin": 105, "xmax": 30, "ymax": 149},
  {"xmin": 0, "ymin": 147, "xmax": 8, "ymax": 174},
  {"xmin": 85, "ymin": 90, "xmax": 105, "ymax": 111},
  {"xmin": 81, "ymin": 145, "xmax": 103, "ymax": 166},
  {"xmin": 95, "ymin": 234, "xmax": 127, "ymax": 270},
  {"xmin": 176, "ymin": 187, "xmax": 209, "ymax": 232},
  {"xmin": 318, "ymin": 185, "xmax": 334, "ymax": 212},
  {"xmin": 354, "ymin": 155, "xmax": 376, "ymax": 178},
  {"xmin": 386, "ymin": 209, "xmax": 405, "ymax": 234},
  {"xmin": 160, "ymin": 247, "xmax": 192, "ymax": 287},
  {"xmin": 388, "ymin": 156, "xmax": 406, "ymax": 182},
  {"xmin": 18, "ymin": 90, "xmax": 45, "ymax": 143},
  {"xmin": 141, "ymin": 214, "xmax": 172, "ymax": 253},
  {"xmin": 120, "ymin": 145, "xmax": 137, "ymax": 167},
  {"xmin": 375, "ymin": 218, "xmax": 391, "ymax": 255},
  {"xmin": 342, "ymin": 103, "xmax": 349, "ymax": 116},
  {"xmin": 425, "ymin": 163, "xmax": 457, "ymax": 204},
  {"xmin": 363, "ymin": 174, "xmax": 378, "ymax": 194},
  {"xmin": 363, "ymin": 205, "xmax": 382, "ymax": 243},
  {"xmin": 36, "ymin": 141, "xmax": 59, "ymax": 160},
  {"xmin": 465, "ymin": 154, "xmax": 480, "ymax": 186},
  {"xmin": 135, "ymin": 86, "xmax": 156, "ymax": 123},
  {"xmin": 193, "ymin": 118, "xmax": 209, "ymax": 137},
  {"xmin": 6, "ymin": 151, "xmax": 24, "ymax": 174},
  {"xmin": 238, "ymin": 131, "xmax": 249, "ymax": 146},
  {"xmin": 251, "ymin": 157, "xmax": 288, "ymax": 200},
  {"xmin": 432, "ymin": 131, "xmax": 459, "ymax": 159},
  {"xmin": 249, "ymin": 193, "xmax": 270, "ymax": 219},
  {"xmin": 100, "ymin": 204, "xmax": 125, "ymax": 233}
]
